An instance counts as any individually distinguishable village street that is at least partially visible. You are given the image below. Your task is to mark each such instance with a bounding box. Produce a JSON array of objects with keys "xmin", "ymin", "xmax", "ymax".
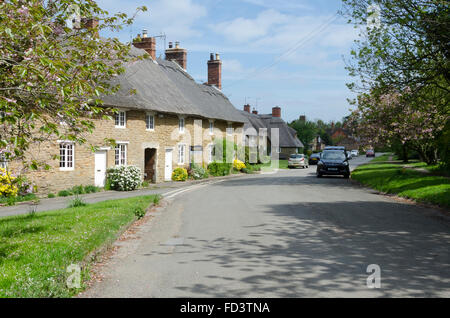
[{"xmin": 82, "ymin": 156, "xmax": 450, "ymax": 298}]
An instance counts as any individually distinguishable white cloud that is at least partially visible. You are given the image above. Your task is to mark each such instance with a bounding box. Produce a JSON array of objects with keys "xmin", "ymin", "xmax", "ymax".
[
  {"xmin": 97, "ymin": 0, "xmax": 207, "ymax": 40},
  {"xmin": 211, "ymin": 9, "xmax": 289, "ymax": 43}
]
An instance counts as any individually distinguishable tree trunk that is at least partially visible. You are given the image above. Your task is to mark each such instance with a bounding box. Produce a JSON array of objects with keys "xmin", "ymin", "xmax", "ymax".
[{"xmin": 402, "ymin": 144, "xmax": 409, "ymax": 163}]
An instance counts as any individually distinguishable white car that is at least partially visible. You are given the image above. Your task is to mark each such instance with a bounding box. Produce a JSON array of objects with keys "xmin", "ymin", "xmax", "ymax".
[
  {"xmin": 351, "ymin": 150, "xmax": 359, "ymax": 157},
  {"xmin": 288, "ymin": 154, "xmax": 309, "ymax": 169}
]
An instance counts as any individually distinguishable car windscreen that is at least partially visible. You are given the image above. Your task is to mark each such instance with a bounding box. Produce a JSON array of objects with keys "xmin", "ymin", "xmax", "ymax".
[
  {"xmin": 321, "ymin": 151, "xmax": 346, "ymax": 161},
  {"xmin": 290, "ymin": 155, "xmax": 304, "ymax": 159}
]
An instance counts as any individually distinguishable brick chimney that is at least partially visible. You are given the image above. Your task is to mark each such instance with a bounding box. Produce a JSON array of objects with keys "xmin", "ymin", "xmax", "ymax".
[
  {"xmin": 244, "ymin": 104, "xmax": 251, "ymax": 113},
  {"xmin": 272, "ymin": 106, "xmax": 281, "ymax": 118},
  {"xmin": 252, "ymin": 108, "xmax": 258, "ymax": 115},
  {"xmin": 80, "ymin": 17, "xmax": 99, "ymax": 38},
  {"xmin": 133, "ymin": 29, "xmax": 156, "ymax": 60},
  {"xmin": 299, "ymin": 115, "xmax": 306, "ymax": 122},
  {"xmin": 207, "ymin": 53, "xmax": 222, "ymax": 90},
  {"xmin": 165, "ymin": 41, "xmax": 187, "ymax": 70}
]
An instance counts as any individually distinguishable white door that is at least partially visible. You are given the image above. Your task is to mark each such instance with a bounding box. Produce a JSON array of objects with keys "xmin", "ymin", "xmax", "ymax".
[
  {"xmin": 165, "ymin": 149, "xmax": 173, "ymax": 181},
  {"xmin": 95, "ymin": 151, "xmax": 107, "ymax": 187}
]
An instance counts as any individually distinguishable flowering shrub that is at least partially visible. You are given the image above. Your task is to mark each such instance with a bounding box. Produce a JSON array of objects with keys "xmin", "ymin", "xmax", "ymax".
[
  {"xmin": 172, "ymin": 168, "xmax": 188, "ymax": 181},
  {"xmin": 14, "ymin": 175, "xmax": 34, "ymax": 196},
  {"xmin": 189, "ymin": 164, "xmax": 209, "ymax": 180},
  {"xmin": 0, "ymin": 168, "xmax": 18, "ymax": 198},
  {"xmin": 107, "ymin": 166, "xmax": 142, "ymax": 191},
  {"xmin": 233, "ymin": 159, "xmax": 246, "ymax": 171}
]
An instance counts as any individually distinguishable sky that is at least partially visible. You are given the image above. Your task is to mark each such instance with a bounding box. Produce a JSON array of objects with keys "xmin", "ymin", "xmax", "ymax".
[{"xmin": 96, "ymin": 0, "xmax": 360, "ymax": 123}]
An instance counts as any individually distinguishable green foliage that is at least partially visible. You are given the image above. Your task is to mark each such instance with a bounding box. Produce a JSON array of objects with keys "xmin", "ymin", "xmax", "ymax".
[
  {"xmin": 47, "ymin": 193, "xmax": 56, "ymax": 198},
  {"xmin": 352, "ymin": 155, "xmax": 450, "ymax": 208},
  {"xmin": 172, "ymin": 168, "xmax": 188, "ymax": 181},
  {"xmin": 71, "ymin": 185, "xmax": 85, "ymax": 195},
  {"xmin": 0, "ymin": 195, "xmax": 157, "ymax": 297},
  {"xmin": 133, "ymin": 206, "xmax": 145, "ymax": 219},
  {"xmin": 141, "ymin": 181, "xmax": 150, "ymax": 188},
  {"xmin": 84, "ymin": 185, "xmax": 100, "ymax": 194},
  {"xmin": 153, "ymin": 194, "xmax": 161, "ymax": 205},
  {"xmin": 67, "ymin": 195, "xmax": 87, "ymax": 208},
  {"xmin": 57, "ymin": 190, "xmax": 71, "ymax": 197},
  {"xmin": 208, "ymin": 162, "xmax": 232, "ymax": 177},
  {"xmin": 0, "ymin": 0, "xmax": 148, "ymax": 170}
]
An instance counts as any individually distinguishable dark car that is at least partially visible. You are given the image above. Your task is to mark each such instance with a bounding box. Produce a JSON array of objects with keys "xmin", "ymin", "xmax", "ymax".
[
  {"xmin": 309, "ymin": 153, "xmax": 321, "ymax": 165},
  {"xmin": 366, "ymin": 149, "xmax": 375, "ymax": 157},
  {"xmin": 317, "ymin": 149, "xmax": 350, "ymax": 178}
]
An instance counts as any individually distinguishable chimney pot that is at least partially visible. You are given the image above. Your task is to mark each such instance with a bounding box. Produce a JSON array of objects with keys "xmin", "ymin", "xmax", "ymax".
[
  {"xmin": 175, "ymin": 41, "xmax": 180, "ymax": 48},
  {"xmin": 215, "ymin": 53, "xmax": 220, "ymax": 60},
  {"xmin": 142, "ymin": 29, "xmax": 148, "ymax": 38},
  {"xmin": 210, "ymin": 53, "xmax": 214, "ymax": 61},
  {"xmin": 252, "ymin": 108, "xmax": 258, "ymax": 115},
  {"xmin": 168, "ymin": 41, "xmax": 173, "ymax": 49}
]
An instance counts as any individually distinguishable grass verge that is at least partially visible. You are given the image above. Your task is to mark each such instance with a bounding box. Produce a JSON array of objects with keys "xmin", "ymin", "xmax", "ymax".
[
  {"xmin": 0, "ymin": 195, "xmax": 159, "ymax": 298},
  {"xmin": 352, "ymin": 155, "xmax": 450, "ymax": 209}
]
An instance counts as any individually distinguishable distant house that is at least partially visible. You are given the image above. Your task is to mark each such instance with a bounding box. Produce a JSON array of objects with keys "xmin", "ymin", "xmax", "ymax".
[
  {"xmin": 7, "ymin": 30, "xmax": 246, "ymax": 194},
  {"xmin": 240, "ymin": 105, "xmax": 304, "ymax": 159},
  {"xmin": 329, "ymin": 127, "xmax": 360, "ymax": 151}
]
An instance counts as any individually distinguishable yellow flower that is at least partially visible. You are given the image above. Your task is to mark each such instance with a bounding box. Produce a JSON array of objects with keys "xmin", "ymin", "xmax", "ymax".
[{"xmin": 233, "ymin": 159, "xmax": 246, "ymax": 171}]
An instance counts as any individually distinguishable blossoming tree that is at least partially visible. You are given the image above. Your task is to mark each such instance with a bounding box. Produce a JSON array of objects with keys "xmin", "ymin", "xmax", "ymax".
[{"xmin": 0, "ymin": 0, "xmax": 147, "ymax": 171}]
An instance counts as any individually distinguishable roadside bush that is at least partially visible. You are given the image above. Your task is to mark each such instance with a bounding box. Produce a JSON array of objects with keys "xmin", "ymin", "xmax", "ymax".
[
  {"xmin": 107, "ymin": 166, "xmax": 142, "ymax": 191},
  {"xmin": 84, "ymin": 185, "xmax": 100, "ymax": 194},
  {"xmin": 0, "ymin": 168, "xmax": 18, "ymax": 198},
  {"xmin": 58, "ymin": 190, "xmax": 71, "ymax": 197},
  {"xmin": 141, "ymin": 181, "xmax": 150, "ymax": 188},
  {"xmin": 172, "ymin": 168, "xmax": 188, "ymax": 181},
  {"xmin": 48, "ymin": 193, "xmax": 56, "ymax": 198},
  {"xmin": 189, "ymin": 164, "xmax": 209, "ymax": 180},
  {"xmin": 233, "ymin": 159, "xmax": 246, "ymax": 171},
  {"xmin": 71, "ymin": 185, "xmax": 85, "ymax": 195},
  {"xmin": 208, "ymin": 162, "xmax": 232, "ymax": 176}
]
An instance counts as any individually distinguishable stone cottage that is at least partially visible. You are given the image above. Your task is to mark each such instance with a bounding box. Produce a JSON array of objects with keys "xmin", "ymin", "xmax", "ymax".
[
  {"xmin": 7, "ymin": 34, "xmax": 246, "ymax": 194},
  {"xmin": 240, "ymin": 105, "xmax": 304, "ymax": 160}
]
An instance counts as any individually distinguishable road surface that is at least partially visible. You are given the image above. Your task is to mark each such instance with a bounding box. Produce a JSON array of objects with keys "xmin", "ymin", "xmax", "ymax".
[{"xmin": 82, "ymin": 155, "xmax": 450, "ymax": 297}]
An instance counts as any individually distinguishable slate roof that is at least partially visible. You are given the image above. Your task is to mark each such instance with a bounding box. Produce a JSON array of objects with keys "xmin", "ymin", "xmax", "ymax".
[
  {"xmin": 240, "ymin": 111, "xmax": 304, "ymax": 148},
  {"xmin": 101, "ymin": 46, "xmax": 246, "ymax": 123}
]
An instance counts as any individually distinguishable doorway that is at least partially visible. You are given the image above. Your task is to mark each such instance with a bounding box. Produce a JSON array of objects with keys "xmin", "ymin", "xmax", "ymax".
[
  {"xmin": 94, "ymin": 150, "xmax": 107, "ymax": 187},
  {"xmin": 144, "ymin": 148, "xmax": 157, "ymax": 183},
  {"xmin": 165, "ymin": 149, "xmax": 173, "ymax": 181}
]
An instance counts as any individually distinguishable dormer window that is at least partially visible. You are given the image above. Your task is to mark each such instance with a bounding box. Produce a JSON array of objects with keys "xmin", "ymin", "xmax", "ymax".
[
  {"xmin": 146, "ymin": 113, "xmax": 155, "ymax": 131},
  {"xmin": 115, "ymin": 110, "xmax": 126, "ymax": 128},
  {"xmin": 179, "ymin": 117, "xmax": 185, "ymax": 133}
]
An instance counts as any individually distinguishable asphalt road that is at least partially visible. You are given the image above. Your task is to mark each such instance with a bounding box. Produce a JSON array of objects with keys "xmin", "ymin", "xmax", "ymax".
[{"xmin": 82, "ymin": 155, "xmax": 450, "ymax": 297}]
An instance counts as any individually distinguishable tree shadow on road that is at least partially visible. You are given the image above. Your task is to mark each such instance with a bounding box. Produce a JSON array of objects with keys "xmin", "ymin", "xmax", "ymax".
[{"xmin": 172, "ymin": 199, "xmax": 450, "ymax": 297}]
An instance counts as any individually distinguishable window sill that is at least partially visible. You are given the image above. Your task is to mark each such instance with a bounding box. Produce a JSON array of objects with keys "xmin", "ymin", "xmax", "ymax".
[
  {"xmin": 59, "ymin": 168, "xmax": 74, "ymax": 172},
  {"xmin": 115, "ymin": 126, "xmax": 127, "ymax": 129},
  {"xmin": 146, "ymin": 129, "xmax": 155, "ymax": 132}
]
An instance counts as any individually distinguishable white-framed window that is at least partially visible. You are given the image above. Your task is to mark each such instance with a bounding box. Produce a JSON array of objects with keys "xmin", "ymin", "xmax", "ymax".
[
  {"xmin": 115, "ymin": 110, "xmax": 126, "ymax": 128},
  {"xmin": 208, "ymin": 144, "xmax": 215, "ymax": 163},
  {"xmin": 178, "ymin": 143, "xmax": 186, "ymax": 165},
  {"xmin": 179, "ymin": 117, "xmax": 185, "ymax": 133},
  {"xmin": 0, "ymin": 151, "xmax": 8, "ymax": 169},
  {"xmin": 146, "ymin": 113, "xmax": 155, "ymax": 131},
  {"xmin": 59, "ymin": 142, "xmax": 74, "ymax": 171},
  {"xmin": 115, "ymin": 144, "xmax": 127, "ymax": 166},
  {"xmin": 209, "ymin": 121, "xmax": 214, "ymax": 135}
]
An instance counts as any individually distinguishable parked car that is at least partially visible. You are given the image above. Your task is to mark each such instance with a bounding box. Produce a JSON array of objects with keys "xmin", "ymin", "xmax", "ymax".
[
  {"xmin": 288, "ymin": 154, "xmax": 309, "ymax": 169},
  {"xmin": 366, "ymin": 149, "xmax": 375, "ymax": 157},
  {"xmin": 309, "ymin": 153, "xmax": 321, "ymax": 165},
  {"xmin": 317, "ymin": 149, "xmax": 350, "ymax": 179},
  {"xmin": 351, "ymin": 150, "xmax": 359, "ymax": 157}
]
